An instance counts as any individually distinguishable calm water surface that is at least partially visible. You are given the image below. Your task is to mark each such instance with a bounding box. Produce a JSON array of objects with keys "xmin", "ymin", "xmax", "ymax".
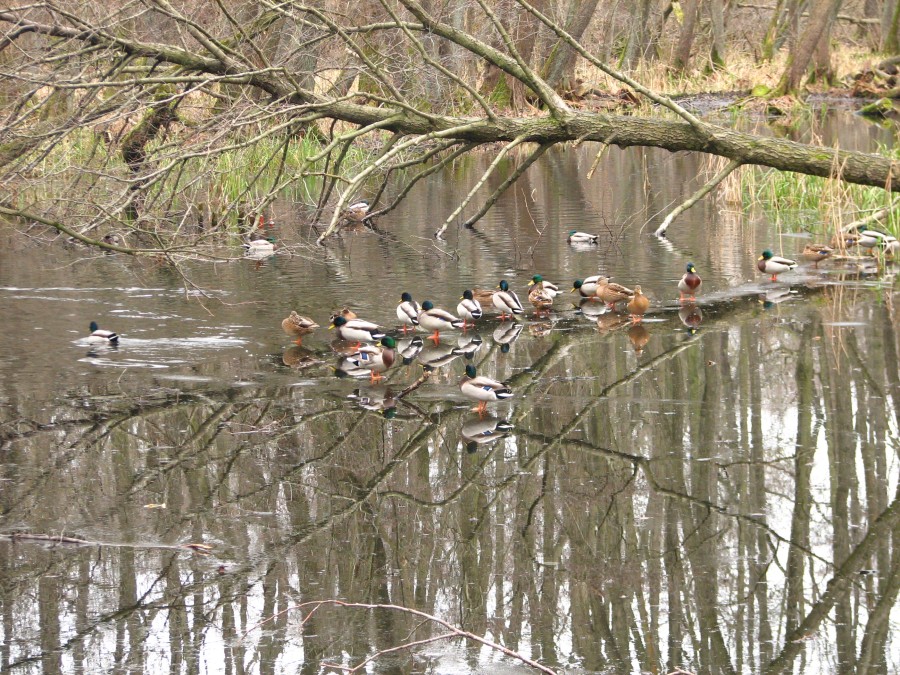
[{"xmin": 1, "ymin": 113, "xmax": 899, "ymax": 674}]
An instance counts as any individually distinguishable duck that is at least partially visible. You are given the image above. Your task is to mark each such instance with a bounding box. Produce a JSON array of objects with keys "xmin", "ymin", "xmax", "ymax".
[
  {"xmin": 459, "ymin": 364, "xmax": 513, "ymax": 415},
  {"xmin": 471, "ymin": 288, "xmax": 497, "ymax": 306},
  {"xmin": 456, "ymin": 290, "xmax": 483, "ymax": 329},
  {"xmin": 346, "ymin": 336, "xmax": 397, "ymax": 382},
  {"xmin": 329, "ymin": 315, "xmax": 385, "ymax": 344},
  {"xmin": 831, "ymin": 232, "xmax": 860, "ymax": 250},
  {"xmin": 528, "ymin": 283, "xmax": 554, "ymax": 315},
  {"xmin": 281, "ymin": 311, "xmax": 320, "ymax": 345},
  {"xmin": 88, "ymin": 321, "xmax": 119, "ymax": 344},
  {"xmin": 572, "ymin": 275, "xmax": 603, "ymax": 299},
  {"xmin": 567, "ymin": 230, "xmax": 598, "ymax": 244},
  {"xmin": 678, "ymin": 263, "xmax": 702, "ymax": 302},
  {"xmin": 856, "ymin": 228, "xmax": 900, "ymax": 257},
  {"xmin": 343, "ymin": 199, "xmax": 370, "ymax": 222},
  {"xmin": 493, "ymin": 280, "xmax": 525, "ymax": 320},
  {"xmin": 800, "ymin": 243, "xmax": 833, "ymax": 267},
  {"xmin": 243, "ymin": 236, "xmax": 276, "ymax": 253},
  {"xmin": 330, "ymin": 307, "xmax": 358, "ymax": 322},
  {"xmin": 418, "ymin": 300, "xmax": 464, "ymax": 342},
  {"xmin": 528, "ymin": 275, "xmax": 560, "ymax": 298},
  {"xmin": 595, "ymin": 276, "xmax": 635, "ymax": 308},
  {"xmin": 626, "ymin": 286, "xmax": 650, "ymax": 323},
  {"xmin": 757, "ymin": 249, "xmax": 797, "ymax": 281},
  {"xmin": 396, "ymin": 292, "xmax": 420, "ymax": 333}
]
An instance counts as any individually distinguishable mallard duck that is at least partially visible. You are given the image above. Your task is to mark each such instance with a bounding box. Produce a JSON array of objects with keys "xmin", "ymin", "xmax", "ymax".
[
  {"xmin": 567, "ymin": 230, "xmax": 598, "ymax": 244},
  {"xmin": 456, "ymin": 290, "xmax": 483, "ymax": 329},
  {"xmin": 493, "ymin": 280, "xmax": 524, "ymax": 320},
  {"xmin": 856, "ymin": 229, "xmax": 900, "ymax": 257},
  {"xmin": 528, "ymin": 275, "xmax": 560, "ymax": 298},
  {"xmin": 331, "ymin": 307, "xmax": 358, "ymax": 322},
  {"xmin": 757, "ymin": 249, "xmax": 797, "ymax": 281},
  {"xmin": 396, "ymin": 292, "xmax": 420, "ymax": 333},
  {"xmin": 281, "ymin": 311, "xmax": 320, "ymax": 345},
  {"xmin": 329, "ymin": 315, "xmax": 385, "ymax": 344},
  {"xmin": 471, "ymin": 288, "xmax": 496, "ymax": 305},
  {"xmin": 572, "ymin": 275, "xmax": 602, "ymax": 299},
  {"xmin": 626, "ymin": 286, "xmax": 650, "ymax": 323},
  {"xmin": 678, "ymin": 263, "xmax": 701, "ymax": 302},
  {"xmin": 88, "ymin": 321, "xmax": 118, "ymax": 344},
  {"xmin": 343, "ymin": 199, "xmax": 370, "ymax": 222},
  {"xmin": 418, "ymin": 300, "xmax": 463, "ymax": 342},
  {"xmin": 461, "ymin": 416, "xmax": 514, "ymax": 452},
  {"xmin": 800, "ymin": 244, "xmax": 833, "ymax": 267},
  {"xmin": 528, "ymin": 283, "xmax": 554, "ymax": 315},
  {"xmin": 243, "ymin": 236, "xmax": 276, "ymax": 253},
  {"xmin": 346, "ymin": 336, "xmax": 396, "ymax": 382},
  {"xmin": 831, "ymin": 232, "xmax": 859, "ymax": 250},
  {"xmin": 102, "ymin": 233, "xmax": 124, "ymax": 247},
  {"xmin": 595, "ymin": 276, "xmax": 634, "ymax": 307},
  {"xmin": 459, "ymin": 364, "xmax": 513, "ymax": 415}
]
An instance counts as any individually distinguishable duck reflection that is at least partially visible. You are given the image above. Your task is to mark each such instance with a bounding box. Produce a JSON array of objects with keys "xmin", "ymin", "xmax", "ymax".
[
  {"xmin": 528, "ymin": 321, "xmax": 554, "ymax": 337},
  {"xmin": 627, "ymin": 324, "xmax": 650, "ymax": 356},
  {"xmin": 577, "ymin": 298, "xmax": 608, "ymax": 322},
  {"xmin": 452, "ymin": 333, "xmax": 483, "ymax": 358},
  {"xmin": 759, "ymin": 287, "xmax": 795, "ymax": 309},
  {"xmin": 397, "ymin": 336, "xmax": 424, "ymax": 365},
  {"xmin": 282, "ymin": 345, "xmax": 319, "ymax": 369},
  {"xmin": 679, "ymin": 303, "xmax": 703, "ymax": 333},
  {"xmin": 461, "ymin": 415, "xmax": 513, "ymax": 453},
  {"xmin": 417, "ymin": 342, "xmax": 460, "ymax": 370},
  {"xmin": 493, "ymin": 322, "xmax": 524, "ymax": 347},
  {"xmin": 348, "ymin": 385, "xmax": 397, "ymax": 417},
  {"xmin": 596, "ymin": 313, "xmax": 629, "ymax": 334}
]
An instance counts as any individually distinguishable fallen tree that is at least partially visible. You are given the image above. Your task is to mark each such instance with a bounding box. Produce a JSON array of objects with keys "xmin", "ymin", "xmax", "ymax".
[{"xmin": 0, "ymin": 1, "xmax": 896, "ymax": 254}]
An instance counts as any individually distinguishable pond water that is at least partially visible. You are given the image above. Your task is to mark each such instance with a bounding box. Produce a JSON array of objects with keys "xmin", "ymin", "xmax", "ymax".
[{"xmin": 1, "ymin": 112, "xmax": 899, "ymax": 674}]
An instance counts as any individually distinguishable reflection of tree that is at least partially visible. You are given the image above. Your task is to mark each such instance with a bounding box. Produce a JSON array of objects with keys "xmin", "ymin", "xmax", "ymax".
[{"xmin": 3, "ymin": 285, "xmax": 900, "ymax": 672}]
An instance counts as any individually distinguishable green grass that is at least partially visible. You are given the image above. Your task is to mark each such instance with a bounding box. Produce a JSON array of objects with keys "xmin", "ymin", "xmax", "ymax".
[{"xmin": 739, "ymin": 142, "xmax": 900, "ymax": 237}]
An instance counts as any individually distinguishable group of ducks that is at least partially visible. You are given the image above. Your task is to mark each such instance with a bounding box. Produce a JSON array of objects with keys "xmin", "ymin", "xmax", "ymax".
[
  {"xmin": 87, "ymin": 223, "xmax": 894, "ymax": 415},
  {"xmin": 272, "ymin": 261, "xmax": 711, "ymax": 414}
]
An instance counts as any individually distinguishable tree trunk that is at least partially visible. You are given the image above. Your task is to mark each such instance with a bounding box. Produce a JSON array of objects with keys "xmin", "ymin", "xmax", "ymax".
[
  {"xmin": 886, "ymin": 0, "xmax": 900, "ymax": 53},
  {"xmin": 809, "ymin": 1, "xmax": 841, "ymax": 85},
  {"xmin": 708, "ymin": 0, "xmax": 727, "ymax": 69},
  {"xmin": 540, "ymin": 0, "xmax": 601, "ymax": 90},
  {"xmin": 774, "ymin": 0, "xmax": 844, "ymax": 96},
  {"xmin": 673, "ymin": 0, "xmax": 701, "ymax": 72}
]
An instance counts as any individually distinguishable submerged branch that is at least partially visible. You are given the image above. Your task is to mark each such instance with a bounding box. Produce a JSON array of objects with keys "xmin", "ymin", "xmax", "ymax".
[
  {"xmin": 435, "ymin": 134, "xmax": 529, "ymax": 239},
  {"xmin": 654, "ymin": 159, "xmax": 742, "ymax": 237}
]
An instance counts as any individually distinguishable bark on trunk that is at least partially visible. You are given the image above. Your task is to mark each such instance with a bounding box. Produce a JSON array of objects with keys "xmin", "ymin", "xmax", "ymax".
[
  {"xmin": 540, "ymin": 0, "xmax": 601, "ymax": 90},
  {"xmin": 673, "ymin": 0, "xmax": 701, "ymax": 72},
  {"xmin": 774, "ymin": 0, "xmax": 844, "ymax": 95}
]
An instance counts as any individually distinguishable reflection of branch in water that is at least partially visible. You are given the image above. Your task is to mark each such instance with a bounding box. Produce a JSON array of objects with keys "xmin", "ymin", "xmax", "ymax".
[
  {"xmin": 767, "ymin": 493, "xmax": 900, "ymax": 675},
  {"xmin": 246, "ymin": 599, "xmax": 559, "ymax": 675}
]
